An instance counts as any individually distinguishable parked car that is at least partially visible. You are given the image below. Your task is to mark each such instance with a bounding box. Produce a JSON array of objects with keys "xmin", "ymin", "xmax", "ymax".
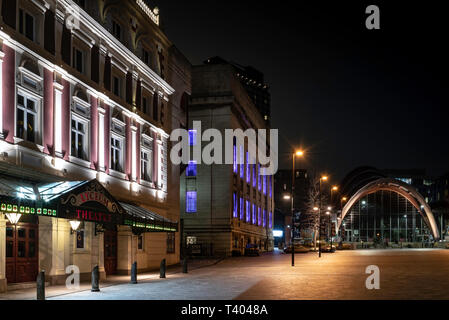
[
  {"xmin": 284, "ymin": 245, "xmax": 310, "ymax": 254},
  {"xmin": 244, "ymin": 244, "xmax": 260, "ymax": 256}
]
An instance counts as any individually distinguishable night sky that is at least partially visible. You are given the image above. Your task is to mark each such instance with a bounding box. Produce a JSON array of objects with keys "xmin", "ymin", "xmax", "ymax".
[{"xmin": 153, "ymin": 0, "xmax": 448, "ymax": 183}]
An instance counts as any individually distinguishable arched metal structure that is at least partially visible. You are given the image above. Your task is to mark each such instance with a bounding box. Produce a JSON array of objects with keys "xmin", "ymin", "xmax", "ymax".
[{"xmin": 336, "ymin": 178, "xmax": 440, "ymax": 240}]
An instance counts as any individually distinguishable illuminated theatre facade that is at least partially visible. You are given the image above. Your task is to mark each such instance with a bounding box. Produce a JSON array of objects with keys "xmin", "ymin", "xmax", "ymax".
[{"xmin": 0, "ymin": 0, "xmax": 190, "ymax": 292}]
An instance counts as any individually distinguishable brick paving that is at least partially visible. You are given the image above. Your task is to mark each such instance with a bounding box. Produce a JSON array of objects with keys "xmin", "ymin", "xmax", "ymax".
[{"xmin": 2, "ymin": 249, "xmax": 449, "ymax": 300}]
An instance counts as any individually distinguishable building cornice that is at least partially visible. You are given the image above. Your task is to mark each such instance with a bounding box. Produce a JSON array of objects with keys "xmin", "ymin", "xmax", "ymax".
[
  {"xmin": 0, "ymin": 30, "xmax": 170, "ymax": 140},
  {"xmin": 60, "ymin": 0, "xmax": 174, "ymax": 96}
]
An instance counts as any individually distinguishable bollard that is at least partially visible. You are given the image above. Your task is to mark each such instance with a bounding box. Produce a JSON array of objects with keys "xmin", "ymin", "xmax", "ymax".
[
  {"xmin": 91, "ymin": 265, "xmax": 100, "ymax": 292},
  {"xmin": 36, "ymin": 271, "xmax": 45, "ymax": 300},
  {"xmin": 130, "ymin": 261, "xmax": 138, "ymax": 284},
  {"xmin": 182, "ymin": 259, "xmax": 188, "ymax": 274},
  {"xmin": 160, "ymin": 258, "xmax": 166, "ymax": 278}
]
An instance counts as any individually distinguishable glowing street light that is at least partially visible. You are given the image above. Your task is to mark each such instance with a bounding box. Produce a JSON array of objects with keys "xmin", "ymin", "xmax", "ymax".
[
  {"xmin": 295, "ymin": 150, "xmax": 304, "ymax": 157},
  {"xmin": 69, "ymin": 220, "xmax": 81, "ymax": 233},
  {"xmin": 283, "ymin": 194, "xmax": 291, "ymax": 200},
  {"xmin": 332, "ymin": 186, "xmax": 338, "ymax": 191},
  {"xmin": 313, "ymin": 207, "xmax": 319, "ymax": 211}
]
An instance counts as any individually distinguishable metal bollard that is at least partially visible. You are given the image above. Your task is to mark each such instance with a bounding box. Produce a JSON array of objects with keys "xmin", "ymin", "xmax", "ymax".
[
  {"xmin": 182, "ymin": 259, "xmax": 188, "ymax": 274},
  {"xmin": 36, "ymin": 271, "xmax": 45, "ymax": 300},
  {"xmin": 160, "ymin": 259, "xmax": 166, "ymax": 278},
  {"xmin": 131, "ymin": 261, "xmax": 138, "ymax": 284},
  {"xmin": 91, "ymin": 265, "xmax": 100, "ymax": 292}
]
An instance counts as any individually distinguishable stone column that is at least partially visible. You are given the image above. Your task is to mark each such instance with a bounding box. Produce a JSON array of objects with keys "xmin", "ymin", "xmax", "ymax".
[
  {"xmin": 0, "ymin": 215, "xmax": 7, "ymax": 292},
  {"xmin": 39, "ymin": 217, "xmax": 70, "ymax": 285},
  {"xmin": 117, "ymin": 227, "xmax": 133, "ymax": 275}
]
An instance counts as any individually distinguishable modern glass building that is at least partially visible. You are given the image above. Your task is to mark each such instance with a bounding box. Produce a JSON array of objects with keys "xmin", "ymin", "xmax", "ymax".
[{"xmin": 341, "ymin": 190, "xmax": 432, "ymax": 243}]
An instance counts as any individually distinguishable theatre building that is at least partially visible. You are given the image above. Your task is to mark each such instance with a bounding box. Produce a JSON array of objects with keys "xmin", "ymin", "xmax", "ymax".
[{"xmin": 0, "ymin": 0, "xmax": 190, "ymax": 292}]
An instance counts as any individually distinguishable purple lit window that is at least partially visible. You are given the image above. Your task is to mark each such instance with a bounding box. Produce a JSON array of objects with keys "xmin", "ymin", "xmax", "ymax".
[
  {"xmin": 233, "ymin": 143, "xmax": 237, "ymax": 173},
  {"xmin": 186, "ymin": 161, "xmax": 197, "ymax": 177},
  {"xmin": 188, "ymin": 130, "xmax": 197, "ymax": 146},
  {"xmin": 246, "ymin": 200, "xmax": 251, "ymax": 223},
  {"xmin": 252, "ymin": 204, "xmax": 257, "ymax": 225},
  {"xmin": 246, "ymin": 152, "xmax": 250, "ymax": 183},
  {"xmin": 233, "ymin": 193, "xmax": 237, "ymax": 218},
  {"xmin": 263, "ymin": 209, "xmax": 267, "ymax": 227},
  {"xmin": 252, "ymin": 164, "xmax": 256, "ymax": 187},
  {"xmin": 258, "ymin": 164, "xmax": 262, "ymax": 191},
  {"xmin": 263, "ymin": 175, "xmax": 267, "ymax": 195},
  {"xmin": 269, "ymin": 176, "xmax": 272, "ymax": 197},
  {"xmin": 240, "ymin": 197, "xmax": 244, "ymax": 220},
  {"xmin": 240, "ymin": 146, "xmax": 244, "ymax": 178},
  {"xmin": 269, "ymin": 211, "xmax": 273, "ymax": 229},
  {"xmin": 186, "ymin": 191, "xmax": 197, "ymax": 213},
  {"xmin": 258, "ymin": 207, "xmax": 261, "ymax": 226}
]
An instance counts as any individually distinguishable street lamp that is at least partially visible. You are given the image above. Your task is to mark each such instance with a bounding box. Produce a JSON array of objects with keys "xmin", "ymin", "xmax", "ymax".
[
  {"xmin": 318, "ymin": 175, "xmax": 328, "ymax": 258},
  {"xmin": 70, "ymin": 220, "xmax": 81, "ymax": 234},
  {"xmin": 5, "ymin": 212, "xmax": 22, "ymax": 225},
  {"xmin": 290, "ymin": 149, "xmax": 304, "ymax": 267}
]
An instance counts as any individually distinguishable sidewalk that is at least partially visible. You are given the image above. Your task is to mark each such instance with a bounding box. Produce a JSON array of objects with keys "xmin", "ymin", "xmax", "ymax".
[{"xmin": 0, "ymin": 258, "xmax": 224, "ymax": 300}]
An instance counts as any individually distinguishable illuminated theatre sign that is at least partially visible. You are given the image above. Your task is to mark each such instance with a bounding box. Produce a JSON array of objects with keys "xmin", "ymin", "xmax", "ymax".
[
  {"xmin": 58, "ymin": 180, "xmax": 125, "ymax": 226},
  {"xmin": 0, "ymin": 179, "xmax": 177, "ymax": 232}
]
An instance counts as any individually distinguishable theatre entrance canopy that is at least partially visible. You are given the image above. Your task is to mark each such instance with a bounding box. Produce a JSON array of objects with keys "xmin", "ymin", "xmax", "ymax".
[{"xmin": 0, "ymin": 176, "xmax": 177, "ymax": 233}]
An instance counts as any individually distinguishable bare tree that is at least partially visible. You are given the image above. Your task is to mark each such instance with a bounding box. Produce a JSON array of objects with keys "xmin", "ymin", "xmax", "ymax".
[{"xmin": 299, "ymin": 176, "xmax": 329, "ymax": 247}]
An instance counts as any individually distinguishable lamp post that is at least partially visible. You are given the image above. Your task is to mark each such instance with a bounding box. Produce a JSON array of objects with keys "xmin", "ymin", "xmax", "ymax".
[
  {"xmin": 290, "ymin": 150, "xmax": 304, "ymax": 267},
  {"xmin": 318, "ymin": 175, "xmax": 328, "ymax": 258}
]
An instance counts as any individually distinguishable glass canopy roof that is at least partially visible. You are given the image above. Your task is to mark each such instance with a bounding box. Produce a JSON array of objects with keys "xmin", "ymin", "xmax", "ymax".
[{"xmin": 0, "ymin": 177, "xmax": 85, "ymax": 202}]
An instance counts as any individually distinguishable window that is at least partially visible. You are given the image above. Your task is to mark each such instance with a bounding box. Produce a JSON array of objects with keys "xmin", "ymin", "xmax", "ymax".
[
  {"xmin": 19, "ymin": 9, "xmax": 35, "ymax": 42},
  {"xmin": 141, "ymin": 149, "xmax": 152, "ymax": 181},
  {"xmin": 269, "ymin": 176, "xmax": 272, "ymax": 197},
  {"xmin": 258, "ymin": 164, "xmax": 262, "ymax": 191},
  {"xmin": 186, "ymin": 161, "xmax": 197, "ymax": 177},
  {"xmin": 186, "ymin": 191, "xmax": 197, "ymax": 213},
  {"xmin": 252, "ymin": 204, "xmax": 257, "ymax": 225},
  {"xmin": 253, "ymin": 164, "xmax": 257, "ymax": 187},
  {"xmin": 111, "ymin": 136, "xmax": 124, "ymax": 172},
  {"xmin": 233, "ymin": 192, "xmax": 238, "ymax": 218},
  {"xmin": 258, "ymin": 207, "xmax": 262, "ymax": 226},
  {"xmin": 72, "ymin": 47, "xmax": 85, "ymax": 74},
  {"xmin": 263, "ymin": 175, "xmax": 267, "ymax": 195},
  {"xmin": 112, "ymin": 20, "xmax": 122, "ymax": 41},
  {"xmin": 269, "ymin": 211, "xmax": 273, "ymax": 229},
  {"xmin": 239, "ymin": 146, "xmax": 244, "ymax": 179},
  {"xmin": 142, "ymin": 48, "xmax": 151, "ymax": 67},
  {"xmin": 71, "ymin": 117, "xmax": 88, "ymax": 160},
  {"xmin": 137, "ymin": 235, "xmax": 143, "ymax": 250},
  {"xmin": 239, "ymin": 197, "xmax": 244, "ymax": 220},
  {"xmin": 188, "ymin": 130, "xmax": 197, "ymax": 146},
  {"xmin": 113, "ymin": 76, "xmax": 122, "ymax": 98},
  {"xmin": 246, "ymin": 200, "xmax": 251, "ymax": 223},
  {"xmin": 142, "ymin": 96, "xmax": 148, "ymax": 114},
  {"xmin": 76, "ymin": 230, "xmax": 84, "ymax": 249},
  {"xmin": 16, "ymin": 93, "xmax": 38, "ymax": 143},
  {"xmin": 153, "ymin": 93, "xmax": 159, "ymax": 121},
  {"xmin": 263, "ymin": 209, "xmax": 267, "ymax": 227},
  {"xmin": 233, "ymin": 141, "xmax": 237, "ymax": 173},
  {"xmin": 167, "ymin": 233, "xmax": 175, "ymax": 254},
  {"xmin": 246, "ymin": 152, "xmax": 250, "ymax": 183}
]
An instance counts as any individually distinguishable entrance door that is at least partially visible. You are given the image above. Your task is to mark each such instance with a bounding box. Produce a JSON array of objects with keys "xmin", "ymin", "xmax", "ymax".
[
  {"xmin": 6, "ymin": 223, "xmax": 39, "ymax": 283},
  {"xmin": 104, "ymin": 230, "xmax": 117, "ymax": 275}
]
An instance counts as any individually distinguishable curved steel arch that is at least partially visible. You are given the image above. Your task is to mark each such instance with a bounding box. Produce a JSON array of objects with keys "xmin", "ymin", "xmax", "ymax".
[{"xmin": 336, "ymin": 178, "xmax": 439, "ymax": 240}]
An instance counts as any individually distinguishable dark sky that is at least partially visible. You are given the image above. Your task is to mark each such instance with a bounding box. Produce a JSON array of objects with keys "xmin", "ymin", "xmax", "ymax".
[{"xmin": 153, "ymin": 0, "xmax": 448, "ymax": 183}]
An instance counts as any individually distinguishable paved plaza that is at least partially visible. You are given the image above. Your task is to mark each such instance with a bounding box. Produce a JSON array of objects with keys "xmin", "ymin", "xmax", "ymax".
[{"xmin": 2, "ymin": 249, "xmax": 449, "ymax": 300}]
